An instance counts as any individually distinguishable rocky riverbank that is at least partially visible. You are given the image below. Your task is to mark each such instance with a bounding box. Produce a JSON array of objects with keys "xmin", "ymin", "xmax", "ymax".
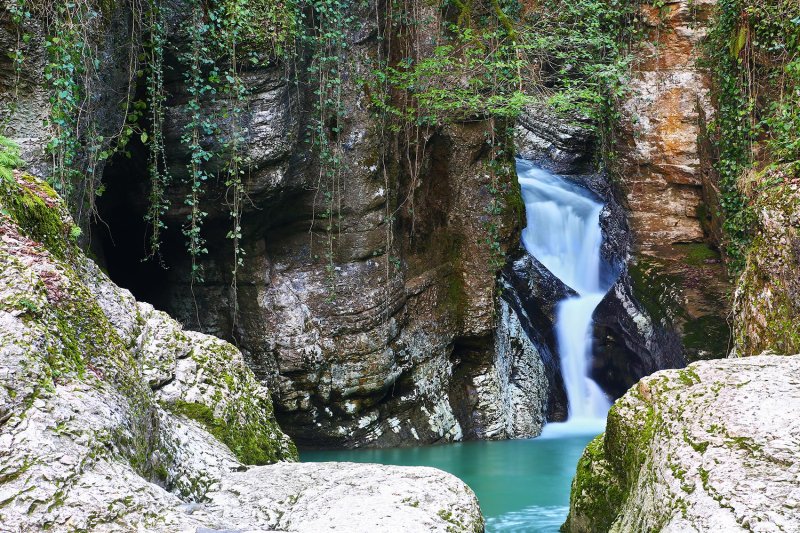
[{"xmin": 0, "ymin": 172, "xmax": 483, "ymax": 532}]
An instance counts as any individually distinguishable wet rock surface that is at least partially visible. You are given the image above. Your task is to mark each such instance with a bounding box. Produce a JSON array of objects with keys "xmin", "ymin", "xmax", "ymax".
[
  {"xmin": 500, "ymin": 248, "xmax": 573, "ymax": 421},
  {"xmin": 564, "ymin": 356, "xmax": 800, "ymax": 533},
  {"xmin": 516, "ymin": 106, "xmax": 595, "ymax": 175},
  {"xmin": 591, "ymin": 271, "xmax": 685, "ymax": 400}
]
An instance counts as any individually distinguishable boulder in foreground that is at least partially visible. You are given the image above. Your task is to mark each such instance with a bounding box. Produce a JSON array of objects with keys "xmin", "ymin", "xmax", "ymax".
[{"xmin": 564, "ymin": 355, "xmax": 800, "ymax": 533}]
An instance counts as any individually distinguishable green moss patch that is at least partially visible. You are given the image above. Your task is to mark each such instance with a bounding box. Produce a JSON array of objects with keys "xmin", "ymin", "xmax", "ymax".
[
  {"xmin": 171, "ymin": 399, "xmax": 295, "ymax": 465},
  {"xmin": 676, "ymin": 243, "xmax": 721, "ymax": 267},
  {"xmin": 0, "ymin": 173, "xmax": 78, "ymax": 259},
  {"xmin": 563, "ymin": 434, "xmax": 625, "ymax": 533}
]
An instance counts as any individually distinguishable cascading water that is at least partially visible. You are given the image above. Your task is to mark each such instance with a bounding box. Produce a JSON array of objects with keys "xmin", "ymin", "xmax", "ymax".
[
  {"xmin": 305, "ymin": 162, "xmax": 619, "ymax": 532},
  {"xmin": 517, "ymin": 159, "xmax": 612, "ymax": 436}
]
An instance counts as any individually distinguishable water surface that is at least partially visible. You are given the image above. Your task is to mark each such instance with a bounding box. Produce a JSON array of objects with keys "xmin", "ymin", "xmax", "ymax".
[{"xmin": 302, "ymin": 432, "xmax": 597, "ymax": 532}]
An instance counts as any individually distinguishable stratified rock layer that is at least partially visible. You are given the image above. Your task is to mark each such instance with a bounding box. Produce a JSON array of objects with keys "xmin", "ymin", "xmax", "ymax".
[
  {"xmin": 564, "ymin": 355, "xmax": 800, "ymax": 533},
  {"xmin": 618, "ymin": 0, "xmax": 715, "ymax": 250},
  {"xmin": 0, "ymin": 173, "xmax": 484, "ymax": 532}
]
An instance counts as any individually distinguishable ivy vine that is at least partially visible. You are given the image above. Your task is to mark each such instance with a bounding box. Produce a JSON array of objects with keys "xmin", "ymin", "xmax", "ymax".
[{"xmin": 705, "ymin": 0, "xmax": 800, "ymax": 273}]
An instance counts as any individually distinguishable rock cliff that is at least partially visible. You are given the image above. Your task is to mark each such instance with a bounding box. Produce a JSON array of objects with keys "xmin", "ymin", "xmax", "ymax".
[
  {"xmin": 0, "ymin": 0, "xmax": 554, "ymax": 448},
  {"xmin": 0, "ymin": 172, "xmax": 484, "ymax": 531},
  {"xmin": 92, "ymin": 0, "xmax": 547, "ymax": 448},
  {"xmin": 564, "ymin": 355, "xmax": 800, "ymax": 533},
  {"xmin": 614, "ymin": 0, "xmax": 731, "ymax": 362},
  {"xmin": 617, "ymin": 0, "xmax": 715, "ymax": 250}
]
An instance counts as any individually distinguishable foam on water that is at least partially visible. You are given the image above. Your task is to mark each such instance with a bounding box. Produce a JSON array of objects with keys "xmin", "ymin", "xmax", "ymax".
[{"xmin": 486, "ymin": 505, "xmax": 570, "ymax": 532}]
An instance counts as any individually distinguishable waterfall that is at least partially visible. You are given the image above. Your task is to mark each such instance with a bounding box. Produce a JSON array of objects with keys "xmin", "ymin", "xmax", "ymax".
[{"xmin": 516, "ymin": 159, "xmax": 612, "ymax": 436}]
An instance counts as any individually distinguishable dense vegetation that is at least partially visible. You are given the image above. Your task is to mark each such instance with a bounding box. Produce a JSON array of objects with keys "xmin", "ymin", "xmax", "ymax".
[
  {"xmin": 1, "ymin": 0, "xmax": 649, "ymax": 287},
  {"xmin": 706, "ymin": 0, "xmax": 800, "ymax": 272},
  {"xmin": 0, "ymin": 135, "xmax": 23, "ymax": 182}
]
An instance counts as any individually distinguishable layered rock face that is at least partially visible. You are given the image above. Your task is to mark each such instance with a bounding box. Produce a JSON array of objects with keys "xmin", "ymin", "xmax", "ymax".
[
  {"xmin": 564, "ymin": 356, "xmax": 800, "ymax": 533},
  {"xmin": 0, "ymin": 173, "xmax": 484, "ymax": 531},
  {"xmin": 88, "ymin": 0, "xmax": 547, "ymax": 448},
  {"xmin": 617, "ymin": 0, "xmax": 715, "ymax": 250},
  {"xmin": 611, "ymin": 0, "xmax": 731, "ymax": 362}
]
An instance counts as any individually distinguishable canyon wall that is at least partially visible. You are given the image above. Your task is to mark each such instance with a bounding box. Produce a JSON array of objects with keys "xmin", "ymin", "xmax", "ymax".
[
  {"xmin": 615, "ymin": 0, "xmax": 731, "ymax": 362},
  {"xmin": 617, "ymin": 0, "xmax": 714, "ymax": 251}
]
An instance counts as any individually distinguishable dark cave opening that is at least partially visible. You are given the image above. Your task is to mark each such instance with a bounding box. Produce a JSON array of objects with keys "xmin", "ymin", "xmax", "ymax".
[{"xmin": 90, "ymin": 140, "xmax": 174, "ymax": 311}]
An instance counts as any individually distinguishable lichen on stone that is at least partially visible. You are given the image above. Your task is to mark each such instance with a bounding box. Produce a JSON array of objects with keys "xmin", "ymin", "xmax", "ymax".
[{"xmin": 563, "ymin": 356, "xmax": 800, "ymax": 533}]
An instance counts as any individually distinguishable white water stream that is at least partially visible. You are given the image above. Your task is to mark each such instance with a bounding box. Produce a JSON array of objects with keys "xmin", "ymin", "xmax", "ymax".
[{"xmin": 517, "ymin": 160, "xmax": 612, "ymax": 437}]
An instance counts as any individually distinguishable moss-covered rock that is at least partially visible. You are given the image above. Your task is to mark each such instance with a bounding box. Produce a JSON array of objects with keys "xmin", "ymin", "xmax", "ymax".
[
  {"xmin": 158, "ymin": 332, "xmax": 297, "ymax": 464},
  {"xmin": 1, "ymin": 172, "xmax": 80, "ymax": 259},
  {"xmin": 0, "ymin": 171, "xmax": 295, "ymax": 528},
  {"xmin": 733, "ymin": 175, "xmax": 800, "ymax": 355},
  {"xmin": 563, "ymin": 357, "xmax": 800, "ymax": 532},
  {"xmin": 562, "ymin": 435, "xmax": 624, "ymax": 533},
  {"xmin": 628, "ymin": 247, "xmax": 731, "ymax": 362}
]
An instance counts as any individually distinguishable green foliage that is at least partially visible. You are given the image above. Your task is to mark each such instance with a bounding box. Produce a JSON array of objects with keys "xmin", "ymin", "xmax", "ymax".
[
  {"xmin": 179, "ymin": 0, "xmax": 216, "ymax": 284},
  {"xmin": 0, "ymin": 136, "xmax": 24, "ymax": 182},
  {"xmin": 143, "ymin": 0, "xmax": 171, "ymax": 261},
  {"xmin": 370, "ymin": 6, "xmax": 529, "ymax": 127},
  {"xmin": 171, "ymin": 399, "xmax": 294, "ymax": 465},
  {"xmin": 706, "ymin": 0, "xmax": 800, "ymax": 273},
  {"xmin": 522, "ymin": 0, "xmax": 643, "ymax": 127}
]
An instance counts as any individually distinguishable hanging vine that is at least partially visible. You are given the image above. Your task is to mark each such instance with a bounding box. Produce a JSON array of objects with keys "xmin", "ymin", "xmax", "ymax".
[
  {"xmin": 179, "ymin": 0, "xmax": 217, "ymax": 286},
  {"xmin": 5, "ymin": 0, "xmax": 148, "ymax": 227},
  {"xmin": 303, "ymin": 0, "xmax": 356, "ymax": 297},
  {"xmin": 705, "ymin": 0, "xmax": 800, "ymax": 273},
  {"xmin": 218, "ymin": 0, "xmax": 252, "ymax": 327},
  {"xmin": 143, "ymin": 0, "xmax": 171, "ymax": 261}
]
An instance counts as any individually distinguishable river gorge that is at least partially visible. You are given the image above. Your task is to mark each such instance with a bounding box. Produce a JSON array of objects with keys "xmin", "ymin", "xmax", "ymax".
[{"xmin": 1, "ymin": 0, "xmax": 799, "ymax": 531}]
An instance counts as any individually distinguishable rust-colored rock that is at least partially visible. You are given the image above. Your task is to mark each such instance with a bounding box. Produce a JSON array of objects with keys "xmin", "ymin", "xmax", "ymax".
[{"xmin": 617, "ymin": 0, "xmax": 716, "ymax": 252}]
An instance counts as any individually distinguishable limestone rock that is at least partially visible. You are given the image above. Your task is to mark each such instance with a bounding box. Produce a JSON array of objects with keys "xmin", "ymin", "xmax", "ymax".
[
  {"xmin": 516, "ymin": 106, "xmax": 595, "ymax": 175},
  {"xmin": 0, "ymin": 174, "xmax": 484, "ymax": 532},
  {"xmin": 499, "ymin": 248, "xmax": 573, "ymax": 421},
  {"xmin": 199, "ymin": 462, "xmax": 484, "ymax": 533},
  {"xmin": 564, "ymin": 356, "xmax": 800, "ymax": 533}
]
